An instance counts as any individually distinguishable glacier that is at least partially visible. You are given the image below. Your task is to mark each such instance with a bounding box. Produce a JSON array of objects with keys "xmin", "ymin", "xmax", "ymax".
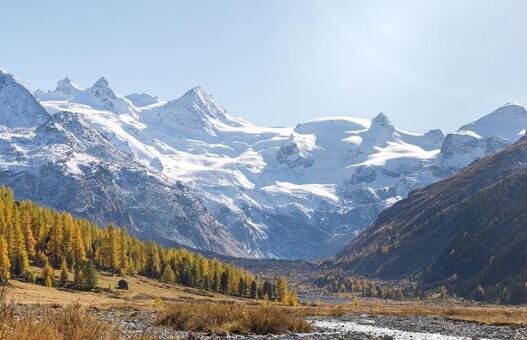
[{"xmin": 1, "ymin": 68, "xmax": 526, "ymax": 259}]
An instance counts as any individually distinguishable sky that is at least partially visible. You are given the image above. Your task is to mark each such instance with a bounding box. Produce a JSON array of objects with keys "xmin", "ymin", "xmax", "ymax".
[{"xmin": 1, "ymin": 0, "xmax": 526, "ymax": 133}]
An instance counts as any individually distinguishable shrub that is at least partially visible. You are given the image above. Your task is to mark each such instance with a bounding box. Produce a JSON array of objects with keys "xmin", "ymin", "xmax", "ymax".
[
  {"xmin": 24, "ymin": 270, "xmax": 37, "ymax": 284},
  {"xmin": 42, "ymin": 261, "xmax": 54, "ymax": 287},
  {"xmin": 0, "ymin": 304, "xmax": 120, "ymax": 340},
  {"xmin": 156, "ymin": 302, "xmax": 312, "ymax": 335},
  {"xmin": 117, "ymin": 279, "xmax": 128, "ymax": 290}
]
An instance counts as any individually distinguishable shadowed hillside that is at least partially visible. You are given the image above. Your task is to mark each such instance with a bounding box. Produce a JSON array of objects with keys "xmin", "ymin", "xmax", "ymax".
[{"xmin": 333, "ymin": 136, "xmax": 527, "ymax": 303}]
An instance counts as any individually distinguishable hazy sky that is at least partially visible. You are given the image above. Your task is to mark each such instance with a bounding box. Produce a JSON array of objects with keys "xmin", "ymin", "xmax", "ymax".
[{"xmin": 1, "ymin": 0, "xmax": 526, "ymax": 133}]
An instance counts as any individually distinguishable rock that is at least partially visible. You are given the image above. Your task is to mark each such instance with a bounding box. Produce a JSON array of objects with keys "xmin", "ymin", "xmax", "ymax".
[{"xmin": 117, "ymin": 279, "xmax": 129, "ymax": 290}]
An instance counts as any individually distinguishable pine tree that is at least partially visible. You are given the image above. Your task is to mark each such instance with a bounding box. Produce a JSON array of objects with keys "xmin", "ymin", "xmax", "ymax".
[
  {"xmin": 11, "ymin": 207, "xmax": 29, "ymax": 276},
  {"xmin": 220, "ymin": 270, "xmax": 229, "ymax": 293},
  {"xmin": 211, "ymin": 272, "xmax": 218, "ymax": 292},
  {"xmin": 21, "ymin": 210, "xmax": 36, "ymax": 257},
  {"xmin": 262, "ymin": 280, "xmax": 272, "ymax": 299},
  {"xmin": 71, "ymin": 224, "xmax": 86, "ymax": 267},
  {"xmin": 42, "ymin": 260, "xmax": 54, "ymax": 287},
  {"xmin": 160, "ymin": 264, "xmax": 175, "ymax": 283},
  {"xmin": 74, "ymin": 265, "xmax": 83, "ymax": 288},
  {"xmin": 95, "ymin": 225, "xmax": 119, "ymax": 272},
  {"xmin": 289, "ymin": 289, "xmax": 299, "ymax": 307},
  {"xmin": 47, "ymin": 215, "xmax": 63, "ymax": 268},
  {"xmin": 238, "ymin": 277, "xmax": 246, "ymax": 297},
  {"xmin": 108, "ymin": 225, "xmax": 119, "ymax": 271},
  {"xmin": 250, "ymin": 280, "xmax": 258, "ymax": 299},
  {"xmin": 118, "ymin": 228, "xmax": 128, "ymax": 274},
  {"xmin": 59, "ymin": 259, "xmax": 68, "ymax": 286},
  {"xmin": 276, "ymin": 276, "xmax": 289, "ymax": 303},
  {"xmin": 145, "ymin": 242, "xmax": 161, "ymax": 278},
  {"xmin": 0, "ymin": 236, "xmax": 10, "ymax": 284},
  {"xmin": 4, "ymin": 195, "xmax": 15, "ymax": 256},
  {"xmin": 83, "ymin": 260, "xmax": 97, "ymax": 290}
]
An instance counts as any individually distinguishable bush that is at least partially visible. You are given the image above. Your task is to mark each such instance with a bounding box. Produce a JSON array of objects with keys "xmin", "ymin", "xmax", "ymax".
[
  {"xmin": 0, "ymin": 304, "xmax": 120, "ymax": 340},
  {"xmin": 156, "ymin": 302, "xmax": 312, "ymax": 335},
  {"xmin": 23, "ymin": 270, "xmax": 36, "ymax": 284},
  {"xmin": 117, "ymin": 279, "xmax": 128, "ymax": 290}
]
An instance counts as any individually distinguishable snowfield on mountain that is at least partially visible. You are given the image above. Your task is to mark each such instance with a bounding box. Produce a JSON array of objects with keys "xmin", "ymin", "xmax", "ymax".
[{"xmin": 1, "ymin": 68, "xmax": 526, "ymax": 259}]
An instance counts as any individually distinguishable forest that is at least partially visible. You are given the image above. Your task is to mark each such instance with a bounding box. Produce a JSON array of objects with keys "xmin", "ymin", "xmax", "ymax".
[{"xmin": 0, "ymin": 186, "xmax": 297, "ymax": 304}]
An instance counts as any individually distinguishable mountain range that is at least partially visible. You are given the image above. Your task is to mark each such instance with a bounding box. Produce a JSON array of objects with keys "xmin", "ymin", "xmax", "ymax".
[
  {"xmin": 1, "ymin": 68, "xmax": 526, "ymax": 259},
  {"xmin": 332, "ymin": 136, "xmax": 527, "ymax": 303}
]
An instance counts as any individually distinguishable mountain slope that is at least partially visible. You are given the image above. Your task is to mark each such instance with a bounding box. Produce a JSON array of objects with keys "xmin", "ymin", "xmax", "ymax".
[
  {"xmin": 333, "ymin": 137, "xmax": 527, "ymax": 303},
  {"xmin": 0, "ymin": 71, "xmax": 246, "ymax": 256},
  {"xmin": 0, "ymin": 69, "xmax": 49, "ymax": 127},
  {"xmin": 32, "ymin": 73, "xmax": 527, "ymax": 259},
  {"xmin": 0, "ymin": 68, "xmax": 521, "ymax": 260},
  {"xmin": 458, "ymin": 102, "xmax": 527, "ymax": 142},
  {"xmin": 40, "ymin": 82, "xmax": 447, "ymax": 259},
  {"xmin": 2, "ymin": 111, "xmax": 245, "ymax": 256}
]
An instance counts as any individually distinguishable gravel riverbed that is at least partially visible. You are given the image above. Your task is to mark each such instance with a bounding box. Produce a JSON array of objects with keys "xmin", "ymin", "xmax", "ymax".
[
  {"xmin": 13, "ymin": 305, "xmax": 527, "ymax": 339},
  {"xmin": 92, "ymin": 309, "xmax": 527, "ymax": 339}
]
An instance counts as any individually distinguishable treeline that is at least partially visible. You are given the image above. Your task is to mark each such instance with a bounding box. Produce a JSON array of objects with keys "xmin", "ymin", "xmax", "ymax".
[
  {"xmin": 311, "ymin": 273, "xmax": 412, "ymax": 299},
  {"xmin": 313, "ymin": 272, "xmax": 527, "ymax": 304},
  {"xmin": 0, "ymin": 187, "xmax": 289, "ymax": 301},
  {"xmin": 451, "ymin": 277, "xmax": 527, "ymax": 305}
]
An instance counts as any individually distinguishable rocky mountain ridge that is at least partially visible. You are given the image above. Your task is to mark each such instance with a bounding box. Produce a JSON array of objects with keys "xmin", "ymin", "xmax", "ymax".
[
  {"xmin": 1, "ymin": 68, "xmax": 526, "ymax": 259},
  {"xmin": 332, "ymin": 136, "xmax": 527, "ymax": 303}
]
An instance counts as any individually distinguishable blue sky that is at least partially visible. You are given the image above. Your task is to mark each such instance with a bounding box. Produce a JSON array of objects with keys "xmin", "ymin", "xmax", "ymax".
[{"xmin": 1, "ymin": 0, "xmax": 526, "ymax": 133}]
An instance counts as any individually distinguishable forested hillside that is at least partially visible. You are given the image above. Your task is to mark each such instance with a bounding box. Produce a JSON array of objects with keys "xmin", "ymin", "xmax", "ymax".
[
  {"xmin": 333, "ymin": 137, "xmax": 527, "ymax": 304},
  {"xmin": 0, "ymin": 186, "xmax": 293, "ymax": 302}
]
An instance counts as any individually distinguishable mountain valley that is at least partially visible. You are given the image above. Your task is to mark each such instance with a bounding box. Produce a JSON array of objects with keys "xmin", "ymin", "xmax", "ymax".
[{"xmin": 1, "ymin": 68, "xmax": 526, "ymax": 260}]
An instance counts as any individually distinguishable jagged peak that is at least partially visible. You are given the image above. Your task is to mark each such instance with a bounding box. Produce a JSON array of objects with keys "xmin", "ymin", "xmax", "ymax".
[
  {"xmin": 55, "ymin": 77, "xmax": 81, "ymax": 94},
  {"xmin": 424, "ymin": 128, "xmax": 445, "ymax": 139},
  {"xmin": 89, "ymin": 76, "xmax": 118, "ymax": 100},
  {"xmin": 0, "ymin": 69, "xmax": 18, "ymax": 83},
  {"xmin": 0, "ymin": 68, "xmax": 49, "ymax": 127},
  {"xmin": 179, "ymin": 86, "xmax": 212, "ymax": 104},
  {"xmin": 369, "ymin": 112, "xmax": 394, "ymax": 131},
  {"xmin": 56, "ymin": 76, "xmax": 73, "ymax": 88},
  {"xmin": 189, "ymin": 85, "xmax": 206, "ymax": 94},
  {"xmin": 92, "ymin": 76, "xmax": 110, "ymax": 88},
  {"xmin": 167, "ymin": 85, "xmax": 225, "ymax": 116}
]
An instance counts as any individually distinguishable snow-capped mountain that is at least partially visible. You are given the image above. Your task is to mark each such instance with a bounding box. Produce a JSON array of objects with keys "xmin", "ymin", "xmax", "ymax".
[
  {"xmin": 35, "ymin": 76, "xmax": 138, "ymax": 117},
  {"xmin": 0, "ymin": 70, "xmax": 246, "ymax": 257},
  {"xmin": 1, "ymin": 68, "xmax": 525, "ymax": 259},
  {"xmin": 433, "ymin": 103, "xmax": 527, "ymax": 177},
  {"xmin": 125, "ymin": 93, "xmax": 161, "ymax": 108},
  {"xmin": 0, "ymin": 69, "xmax": 49, "ymax": 127},
  {"xmin": 459, "ymin": 102, "xmax": 527, "ymax": 141}
]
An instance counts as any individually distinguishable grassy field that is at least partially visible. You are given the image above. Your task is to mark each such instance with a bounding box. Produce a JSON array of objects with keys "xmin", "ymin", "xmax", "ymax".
[
  {"xmin": 10, "ymin": 266, "xmax": 251, "ymax": 308},
  {"xmin": 7, "ymin": 267, "xmax": 527, "ymax": 329}
]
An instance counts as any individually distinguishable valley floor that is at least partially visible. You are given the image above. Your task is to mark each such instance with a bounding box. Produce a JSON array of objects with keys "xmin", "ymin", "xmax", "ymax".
[{"xmin": 5, "ymin": 274, "xmax": 527, "ymax": 339}]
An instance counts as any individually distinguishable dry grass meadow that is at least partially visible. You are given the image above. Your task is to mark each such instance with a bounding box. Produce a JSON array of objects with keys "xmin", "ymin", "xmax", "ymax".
[{"xmin": 1, "ymin": 266, "xmax": 525, "ymax": 339}]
